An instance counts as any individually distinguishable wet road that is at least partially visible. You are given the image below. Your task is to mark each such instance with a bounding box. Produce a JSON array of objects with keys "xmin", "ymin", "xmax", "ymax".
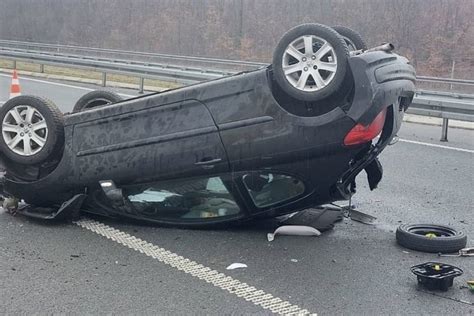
[{"xmin": 0, "ymin": 73, "xmax": 473, "ymax": 315}]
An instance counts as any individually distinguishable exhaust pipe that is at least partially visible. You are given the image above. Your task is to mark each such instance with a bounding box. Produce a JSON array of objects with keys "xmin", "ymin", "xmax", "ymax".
[
  {"xmin": 366, "ymin": 43, "xmax": 395, "ymax": 53},
  {"xmin": 350, "ymin": 43, "xmax": 395, "ymax": 56}
]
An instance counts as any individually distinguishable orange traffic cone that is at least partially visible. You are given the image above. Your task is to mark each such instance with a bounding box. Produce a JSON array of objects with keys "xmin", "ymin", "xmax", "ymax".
[{"xmin": 10, "ymin": 70, "xmax": 21, "ymax": 99}]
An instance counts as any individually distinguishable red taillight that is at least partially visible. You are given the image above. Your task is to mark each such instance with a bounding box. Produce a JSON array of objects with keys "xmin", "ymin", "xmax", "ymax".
[{"xmin": 344, "ymin": 108, "xmax": 387, "ymax": 146}]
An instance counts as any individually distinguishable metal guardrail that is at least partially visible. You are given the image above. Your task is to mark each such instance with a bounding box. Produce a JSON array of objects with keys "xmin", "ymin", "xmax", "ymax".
[
  {"xmin": 0, "ymin": 47, "xmax": 235, "ymax": 86},
  {"xmin": 408, "ymin": 90, "xmax": 474, "ymax": 141},
  {"xmin": 2, "ymin": 40, "xmax": 473, "ymax": 84},
  {"xmin": 0, "ymin": 40, "xmax": 472, "ymax": 141},
  {"xmin": 0, "ymin": 39, "xmax": 266, "ymax": 72},
  {"xmin": 410, "ymin": 90, "xmax": 474, "ymax": 123},
  {"xmin": 415, "ymin": 76, "xmax": 474, "ymax": 86}
]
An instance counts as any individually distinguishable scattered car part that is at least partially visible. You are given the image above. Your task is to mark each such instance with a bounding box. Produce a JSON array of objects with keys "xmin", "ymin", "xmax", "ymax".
[
  {"xmin": 226, "ymin": 263, "xmax": 247, "ymax": 270},
  {"xmin": 468, "ymin": 281, "xmax": 474, "ymax": 292},
  {"xmin": 267, "ymin": 225, "xmax": 321, "ymax": 241},
  {"xmin": 278, "ymin": 206, "xmax": 344, "ymax": 232},
  {"xmin": 2, "ymin": 196, "xmax": 19, "ymax": 210},
  {"xmin": 272, "ymin": 23, "xmax": 349, "ymax": 102},
  {"xmin": 15, "ymin": 194, "xmax": 86, "ymax": 220},
  {"xmin": 347, "ymin": 208, "xmax": 377, "ymax": 224},
  {"xmin": 0, "ymin": 95, "xmax": 64, "ymax": 165},
  {"xmin": 396, "ymin": 224, "xmax": 467, "ymax": 253},
  {"xmin": 438, "ymin": 247, "xmax": 474, "ymax": 257},
  {"xmin": 411, "ymin": 262, "xmax": 463, "ymax": 291},
  {"xmin": 364, "ymin": 158, "xmax": 383, "ymax": 190},
  {"xmin": 72, "ymin": 90, "xmax": 123, "ymax": 112},
  {"xmin": 332, "ymin": 26, "xmax": 367, "ymax": 51},
  {"xmin": 332, "ymin": 201, "xmax": 377, "ymax": 225}
]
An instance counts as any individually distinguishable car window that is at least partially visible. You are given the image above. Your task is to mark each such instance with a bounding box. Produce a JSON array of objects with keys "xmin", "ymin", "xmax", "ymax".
[
  {"xmin": 242, "ymin": 172, "xmax": 305, "ymax": 208},
  {"xmin": 125, "ymin": 176, "xmax": 241, "ymax": 220}
]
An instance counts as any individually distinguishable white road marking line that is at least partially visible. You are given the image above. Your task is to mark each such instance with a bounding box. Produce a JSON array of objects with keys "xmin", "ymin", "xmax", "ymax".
[
  {"xmin": 74, "ymin": 218, "xmax": 316, "ymax": 316},
  {"xmin": 399, "ymin": 138, "xmax": 474, "ymax": 153},
  {"xmin": 0, "ymin": 73, "xmax": 135, "ymax": 98}
]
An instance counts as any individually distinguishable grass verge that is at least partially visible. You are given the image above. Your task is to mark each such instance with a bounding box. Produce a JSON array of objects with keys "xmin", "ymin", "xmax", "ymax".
[{"xmin": 0, "ymin": 59, "xmax": 182, "ymax": 90}]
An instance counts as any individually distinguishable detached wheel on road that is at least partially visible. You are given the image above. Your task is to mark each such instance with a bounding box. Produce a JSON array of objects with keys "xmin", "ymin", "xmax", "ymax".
[
  {"xmin": 272, "ymin": 23, "xmax": 349, "ymax": 102},
  {"xmin": 332, "ymin": 26, "xmax": 367, "ymax": 51},
  {"xmin": 0, "ymin": 95, "xmax": 64, "ymax": 165},
  {"xmin": 396, "ymin": 223, "xmax": 467, "ymax": 253},
  {"xmin": 73, "ymin": 90, "xmax": 122, "ymax": 113}
]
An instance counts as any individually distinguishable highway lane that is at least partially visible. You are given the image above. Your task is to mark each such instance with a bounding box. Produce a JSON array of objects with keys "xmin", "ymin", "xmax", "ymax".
[
  {"xmin": 0, "ymin": 73, "xmax": 138, "ymax": 112},
  {"xmin": 0, "ymin": 75, "xmax": 473, "ymax": 314}
]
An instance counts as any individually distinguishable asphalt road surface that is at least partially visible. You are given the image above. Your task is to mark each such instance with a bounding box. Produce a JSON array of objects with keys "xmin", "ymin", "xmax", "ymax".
[{"xmin": 1, "ymin": 73, "xmax": 473, "ymax": 315}]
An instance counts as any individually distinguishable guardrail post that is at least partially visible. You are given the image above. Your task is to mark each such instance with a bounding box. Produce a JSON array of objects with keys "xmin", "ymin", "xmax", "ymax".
[
  {"xmin": 139, "ymin": 77, "xmax": 144, "ymax": 94},
  {"xmin": 39, "ymin": 64, "xmax": 44, "ymax": 73},
  {"xmin": 102, "ymin": 72, "xmax": 107, "ymax": 87},
  {"xmin": 440, "ymin": 118, "xmax": 449, "ymax": 142}
]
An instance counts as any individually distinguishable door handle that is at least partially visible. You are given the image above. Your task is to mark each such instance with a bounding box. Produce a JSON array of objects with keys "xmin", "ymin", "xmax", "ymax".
[{"xmin": 194, "ymin": 158, "xmax": 222, "ymax": 165}]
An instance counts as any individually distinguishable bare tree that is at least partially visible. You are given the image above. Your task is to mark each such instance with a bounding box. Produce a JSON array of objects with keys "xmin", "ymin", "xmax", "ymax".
[{"xmin": 0, "ymin": 0, "xmax": 472, "ymax": 78}]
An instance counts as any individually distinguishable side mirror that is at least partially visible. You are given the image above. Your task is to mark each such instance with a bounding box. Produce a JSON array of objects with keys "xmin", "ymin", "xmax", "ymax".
[{"xmin": 99, "ymin": 180, "xmax": 124, "ymax": 206}]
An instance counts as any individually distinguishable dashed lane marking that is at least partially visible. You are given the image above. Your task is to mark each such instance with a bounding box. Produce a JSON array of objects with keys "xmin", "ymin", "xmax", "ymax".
[
  {"xmin": 74, "ymin": 218, "xmax": 316, "ymax": 316},
  {"xmin": 399, "ymin": 138, "xmax": 474, "ymax": 154}
]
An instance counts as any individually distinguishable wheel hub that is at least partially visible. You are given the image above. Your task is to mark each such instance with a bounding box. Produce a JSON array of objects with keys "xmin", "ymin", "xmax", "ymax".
[
  {"xmin": 282, "ymin": 35, "xmax": 338, "ymax": 92},
  {"xmin": 2, "ymin": 105, "xmax": 48, "ymax": 156}
]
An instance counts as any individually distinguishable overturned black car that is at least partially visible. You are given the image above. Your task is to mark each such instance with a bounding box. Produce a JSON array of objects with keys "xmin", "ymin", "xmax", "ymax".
[{"xmin": 0, "ymin": 24, "xmax": 415, "ymax": 226}]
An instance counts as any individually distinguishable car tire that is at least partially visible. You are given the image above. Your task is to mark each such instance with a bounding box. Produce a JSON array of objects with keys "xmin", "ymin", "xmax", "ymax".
[
  {"xmin": 272, "ymin": 23, "xmax": 349, "ymax": 102},
  {"xmin": 332, "ymin": 26, "xmax": 367, "ymax": 51},
  {"xmin": 73, "ymin": 90, "xmax": 122, "ymax": 113},
  {"xmin": 396, "ymin": 223, "xmax": 467, "ymax": 253},
  {"xmin": 0, "ymin": 95, "xmax": 64, "ymax": 165}
]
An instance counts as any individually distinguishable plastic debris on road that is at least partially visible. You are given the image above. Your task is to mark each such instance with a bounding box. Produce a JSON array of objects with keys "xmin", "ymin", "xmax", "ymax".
[
  {"xmin": 411, "ymin": 262, "xmax": 463, "ymax": 291},
  {"xmin": 468, "ymin": 281, "xmax": 474, "ymax": 292},
  {"xmin": 226, "ymin": 263, "xmax": 247, "ymax": 270},
  {"xmin": 267, "ymin": 225, "xmax": 321, "ymax": 241}
]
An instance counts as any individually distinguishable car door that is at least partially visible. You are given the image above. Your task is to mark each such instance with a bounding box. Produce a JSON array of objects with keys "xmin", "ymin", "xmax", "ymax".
[{"xmin": 72, "ymin": 98, "xmax": 229, "ymax": 184}]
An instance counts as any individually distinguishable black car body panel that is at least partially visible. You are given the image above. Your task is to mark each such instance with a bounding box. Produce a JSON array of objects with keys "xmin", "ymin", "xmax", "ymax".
[{"xmin": 1, "ymin": 50, "xmax": 415, "ymax": 225}]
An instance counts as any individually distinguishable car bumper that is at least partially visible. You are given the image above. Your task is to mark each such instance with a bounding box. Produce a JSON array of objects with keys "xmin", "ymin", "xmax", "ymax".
[{"xmin": 334, "ymin": 102, "xmax": 405, "ymax": 199}]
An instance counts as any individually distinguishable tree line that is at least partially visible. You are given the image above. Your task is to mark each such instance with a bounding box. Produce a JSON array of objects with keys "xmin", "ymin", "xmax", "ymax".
[{"xmin": 0, "ymin": 0, "xmax": 472, "ymax": 79}]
